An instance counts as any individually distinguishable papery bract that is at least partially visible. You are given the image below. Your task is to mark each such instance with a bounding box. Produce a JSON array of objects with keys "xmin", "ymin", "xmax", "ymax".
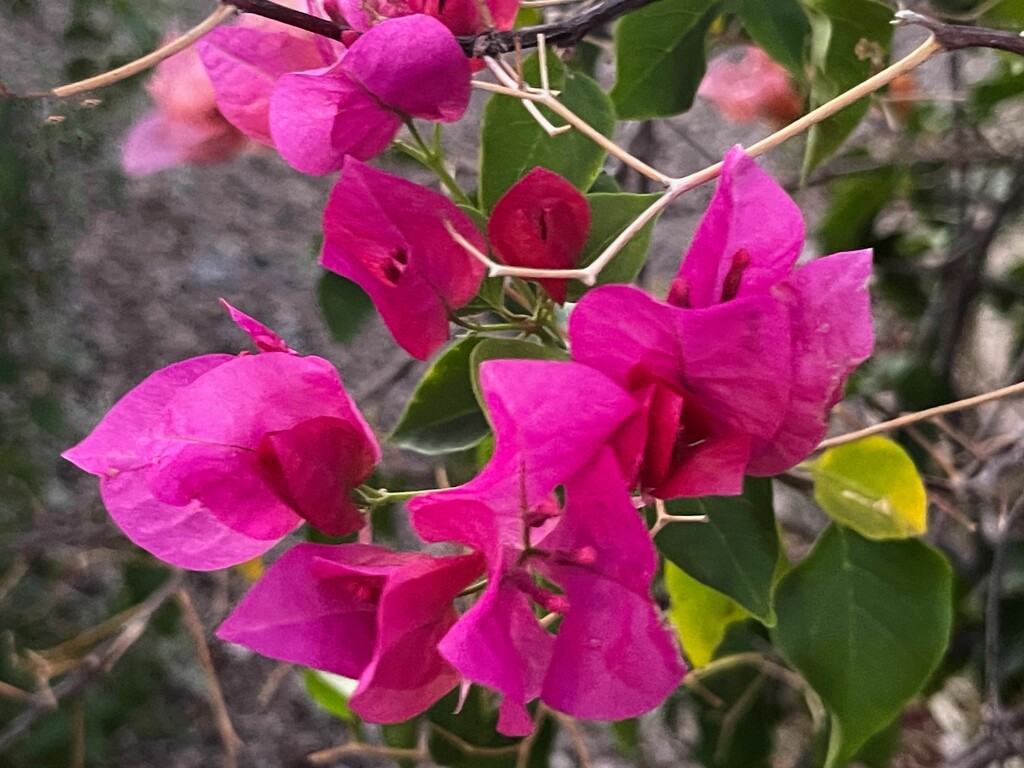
[
  {"xmin": 570, "ymin": 147, "xmax": 874, "ymax": 496},
  {"xmin": 698, "ymin": 46, "xmax": 802, "ymax": 127},
  {"xmin": 338, "ymin": 0, "xmax": 520, "ymax": 34},
  {"xmin": 122, "ymin": 33, "xmax": 249, "ymax": 176},
  {"xmin": 63, "ymin": 303, "xmax": 380, "ymax": 570},
  {"xmin": 410, "ymin": 360, "xmax": 685, "ymax": 734},
  {"xmin": 488, "ymin": 167, "xmax": 590, "ymax": 304},
  {"xmin": 270, "ymin": 15, "xmax": 471, "ymax": 174},
  {"xmin": 321, "ymin": 157, "xmax": 486, "ymax": 360},
  {"xmin": 198, "ymin": 22, "xmax": 330, "ymax": 145},
  {"xmin": 218, "ymin": 543, "xmax": 482, "ymax": 721}
]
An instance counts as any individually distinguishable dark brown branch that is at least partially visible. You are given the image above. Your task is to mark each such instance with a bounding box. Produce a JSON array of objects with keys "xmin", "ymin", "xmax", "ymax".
[
  {"xmin": 225, "ymin": 0, "xmax": 350, "ymax": 40},
  {"xmin": 222, "ymin": 0, "xmax": 666, "ymax": 56},
  {"xmin": 895, "ymin": 10, "xmax": 1024, "ymax": 57}
]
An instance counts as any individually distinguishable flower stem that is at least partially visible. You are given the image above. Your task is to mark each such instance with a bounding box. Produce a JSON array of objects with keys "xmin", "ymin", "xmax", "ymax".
[{"xmin": 402, "ymin": 121, "xmax": 474, "ymax": 207}]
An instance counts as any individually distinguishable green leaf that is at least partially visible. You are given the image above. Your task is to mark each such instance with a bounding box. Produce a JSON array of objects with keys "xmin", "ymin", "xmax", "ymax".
[
  {"xmin": 772, "ymin": 525, "xmax": 952, "ymax": 767},
  {"xmin": 317, "ymin": 272, "xmax": 375, "ymax": 344},
  {"xmin": 304, "ymin": 670, "xmax": 358, "ymax": 723},
  {"xmin": 729, "ymin": 0, "xmax": 810, "ymax": 76},
  {"xmin": 611, "ymin": 0, "xmax": 718, "ymax": 119},
  {"xmin": 665, "ymin": 561, "xmax": 748, "ymax": 667},
  {"xmin": 469, "ymin": 338, "xmax": 570, "ymax": 414},
  {"xmin": 802, "ymin": 0, "xmax": 893, "ymax": 175},
  {"xmin": 566, "ymin": 192, "xmax": 663, "ymax": 302},
  {"xmin": 479, "ymin": 52, "xmax": 615, "ymax": 211},
  {"xmin": 655, "ymin": 477, "xmax": 780, "ymax": 624},
  {"xmin": 817, "ymin": 164, "xmax": 900, "ymax": 253},
  {"xmin": 812, "ymin": 436, "xmax": 928, "ymax": 540},
  {"xmin": 390, "ymin": 337, "xmax": 490, "ymax": 454}
]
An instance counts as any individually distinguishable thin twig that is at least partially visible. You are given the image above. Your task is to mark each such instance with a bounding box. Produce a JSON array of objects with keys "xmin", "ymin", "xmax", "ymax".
[
  {"xmin": 817, "ymin": 380, "xmax": 1024, "ymax": 450},
  {"xmin": 0, "ymin": 571, "xmax": 183, "ymax": 752},
  {"xmin": 649, "ymin": 499, "xmax": 709, "ymax": 537},
  {"xmin": 40, "ymin": 6, "xmax": 236, "ymax": 99},
  {"xmin": 306, "ymin": 741, "xmax": 426, "ymax": 765},
  {"xmin": 552, "ymin": 712, "xmax": 593, "ymax": 768},
  {"xmin": 894, "ymin": 10, "xmax": 1024, "ymax": 56},
  {"xmin": 176, "ymin": 587, "xmax": 244, "ymax": 768},
  {"xmin": 256, "ymin": 662, "xmax": 293, "ymax": 707}
]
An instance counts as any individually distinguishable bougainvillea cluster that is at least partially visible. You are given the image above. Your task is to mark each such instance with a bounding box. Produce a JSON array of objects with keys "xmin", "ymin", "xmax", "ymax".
[{"xmin": 70, "ymin": 6, "xmax": 874, "ymax": 736}]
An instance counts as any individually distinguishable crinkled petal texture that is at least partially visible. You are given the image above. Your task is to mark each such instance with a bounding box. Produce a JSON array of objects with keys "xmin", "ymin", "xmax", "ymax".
[
  {"xmin": 410, "ymin": 360, "xmax": 683, "ymax": 732},
  {"xmin": 321, "ymin": 157, "xmax": 486, "ymax": 359},
  {"xmin": 338, "ymin": 0, "xmax": 520, "ymax": 34},
  {"xmin": 64, "ymin": 328, "xmax": 380, "ymax": 569},
  {"xmin": 570, "ymin": 147, "xmax": 873, "ymax": 494},
  {"xmin": 488, "ymin": 167, "xmax": 590, "ymax": 304},
  {"xmin": 198, "ymin": 24, "xmax": 329, "ymax": 145},
  {"xmin": 698, "ymin": 46, "xmax": 802, "ymax": 126},
  {"xmin": 270, "ymin": 15, "xmax": 470, "ymax": 174},
  {"xmin": 217, "ymin": 543, "xmax": 483, "ymax": 722}
]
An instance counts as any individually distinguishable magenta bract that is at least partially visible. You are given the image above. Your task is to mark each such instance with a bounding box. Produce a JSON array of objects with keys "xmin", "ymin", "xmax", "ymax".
[
  {"xmin": 409, "ymin": 360, "xmax": 685, "ymax": 733},
  {"xmin": 321, "ymin": 157, "xmax": 486, "ymax": 359},
  {"xmin": 269, "ymin": 15, "xmax": 471, "ymax": 174},
  {"xmin": 62, "ymin": 304, "xmax": 380, "ymax": 570},
  {"xmin": 488, "ymin": 167, "xmax": 591, "ymax": 304},
  {"xmin": 217, "ymin": 543, "xmax": 483, "ymax": 722},
  {"xmin": 570, "ymin": 147, "xmax": 874, "ymax": 495}
]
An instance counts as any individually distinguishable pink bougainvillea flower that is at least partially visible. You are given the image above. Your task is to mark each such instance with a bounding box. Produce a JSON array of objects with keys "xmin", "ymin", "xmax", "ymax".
[
  {"xmin": 698, "ymin": 46, "xmax": 802, "ymax": 127},
  {"xmin": 269, "ymin": 14, "xmax": 471, "ymax": 174},
  {"xmin": 488, "ymin": 167, "xmax": 590, "ymax": 304},
  {"xmin": 121, "ymin": 33, "xmax": 249, "ymax": 176},
  {"xmin": 218, "ymin": 543, "xmax": 483, "ymax": 722},
  {"xmin": 321, "ymin": 157, "xmax": 486, "ymax": 360},
  {"xmin": 197, "ymin": 18, "xmax": 330, "ymax": 146},
  {"xmin": 570, "ymin": 147, "xmax": 874, "ymax": 497},
  {"xmin": 62, "ymin": 302, "xmax": 380, "ymax": 570},
  {"xmin": 338, "ymin": 0, "xmax": 520, "ymax": 35},
  {"xmin": 410, "ymin": 360, "xmax": 685, "ymax": 734}
]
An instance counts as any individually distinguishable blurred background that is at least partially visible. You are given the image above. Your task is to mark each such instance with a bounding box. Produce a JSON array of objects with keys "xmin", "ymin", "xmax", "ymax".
[{"xmin": 1, "ymin": 0, "xmax": 1023, "ymax": 766}]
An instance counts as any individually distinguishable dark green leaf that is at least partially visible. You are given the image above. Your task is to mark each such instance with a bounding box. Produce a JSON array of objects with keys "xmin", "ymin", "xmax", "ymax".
[
  {"xmin": 611, "ymin": 1, "xmax": 718, "ymax": 119},
  {"xmin": 566, "ymin": 192, "xmax": 663, "ymax": 302},
  {"xmin": 317, "ymin": 272, "xmax": 375, "ymax": 344},
  {"xmin": 479, "ymin": 52, "xmax": 615, "ymax": 210},
  {"xmin": 729, "ymin": 0, "xmax": 810, "ymax": 76},
  {"xmin": 390, "ymin": 337, "xmax": 490, "ymax": 454},
  {"xmin": 802, "ymin": 0, "xmax": 893, "ymax": 175},
  {"xmin": 655, "ymin": 477, "xmax": 780, "ymax": 624},
  {"xmin": 772, "ymin": 525, "xmax": 953, "ymax": 767},
  {"xmin": 817, "ymin": 165, "xmax": 900, "ymax": 253}
]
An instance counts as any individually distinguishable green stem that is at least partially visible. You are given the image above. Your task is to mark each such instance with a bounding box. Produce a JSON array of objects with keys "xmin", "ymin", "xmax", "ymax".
[
  {"xmin": 403, "ymin": 121, "xmax": 473, "ymax": 207},
  {"xmin": 356, "ymin": 485, "xmax": 447, "ymax": 506}
]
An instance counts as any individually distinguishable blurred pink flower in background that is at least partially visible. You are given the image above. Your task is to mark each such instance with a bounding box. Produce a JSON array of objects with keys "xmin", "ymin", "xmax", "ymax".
[
  {"xmin": 121, "ymin": 33, "xmax": 250, "ymax": 176},
  {"xmin": 698, "ymin": 45, "xmax": 802, "ymax": 127}
]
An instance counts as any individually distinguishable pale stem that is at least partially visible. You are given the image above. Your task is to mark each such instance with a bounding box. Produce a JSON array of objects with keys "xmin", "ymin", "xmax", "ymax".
[
  {"xmin": 306, "ymin": 742, "xmax": 426, "ymax": 765},
  {"xmin": 484, "ymin": 56, "xmax": 569, "ymax": 136},
  {"xmin": 46, "ymin": 6, "xmax": 237, "ymax": 99},
  {"xmin": 817, "ymin": 379, "xmax": 1024, "ymax": 450},
  {"xmin": 520, "ymin": 0, "xmax": 581, "ymax": 6},
  {"xmin": 649, "ymin": 498, "xmax": 709, "ymax": 538},
  {"xmin": 469, "ymin": 35, "xmax": 944, "ymax": 285}
]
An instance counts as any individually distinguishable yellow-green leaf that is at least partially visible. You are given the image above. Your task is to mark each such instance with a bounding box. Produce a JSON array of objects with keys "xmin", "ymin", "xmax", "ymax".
[
  {"xmin": 811, "ymin": 436, "xmax": 927, "ymax": 540},
  {"xmin": 664, "ymin": 561, "xmax": 747, "ymax": 668}
]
